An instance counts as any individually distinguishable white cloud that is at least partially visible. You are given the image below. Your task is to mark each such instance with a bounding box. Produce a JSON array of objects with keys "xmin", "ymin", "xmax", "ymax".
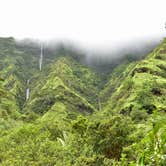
[{"xmin": 0, "ymin": 0, "xmax": 165, "ymax": 48}]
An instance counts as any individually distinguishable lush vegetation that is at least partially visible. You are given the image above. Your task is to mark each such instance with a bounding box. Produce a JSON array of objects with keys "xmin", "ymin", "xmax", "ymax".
[{"xmin": 0, "ymin": 37, "xmax": 166, "ymax": 165}]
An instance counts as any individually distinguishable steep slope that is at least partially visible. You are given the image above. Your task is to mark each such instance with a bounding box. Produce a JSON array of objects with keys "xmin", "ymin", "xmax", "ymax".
[
  {"xmin": 99, "ymin": 62, "xmax": 136, "ymax": 108},
  {"xmin": 0, "ymin": 37, "xmax": 102, "ymax": 116},
  {"xmin": 102, "ymin": 39, "xmax": 166, "ymax": 121},
  {"xmin": 0, "ymin": 37, "xmax": 166, "ymax": 165},
  {"xmin": 24, "ymin": 57, "xmax": 100, "ymax": 114},
  {"xmin": 0, "ymin": 38, "xmax": 23, "ymax": 118}
]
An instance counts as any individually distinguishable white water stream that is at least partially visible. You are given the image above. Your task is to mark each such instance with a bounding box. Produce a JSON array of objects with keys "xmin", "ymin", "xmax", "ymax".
[
  {"xmin": 26, "ymin": 79, "xmax": 30, "ymax": 100},
  {"xmin": 39, "ymin": 44, "xmax": 43, "ymax": 71}
]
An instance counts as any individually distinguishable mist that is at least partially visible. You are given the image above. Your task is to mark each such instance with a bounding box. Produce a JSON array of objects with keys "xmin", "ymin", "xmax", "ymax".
[{"xmin": 15, "ymin": 34, "xmax": 163, "ymax": 73}]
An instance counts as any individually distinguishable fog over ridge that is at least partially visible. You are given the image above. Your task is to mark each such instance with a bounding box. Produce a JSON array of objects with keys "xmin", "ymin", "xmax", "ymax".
[{"xmin": 16, "ymin": 34, "xmax": 164, "ymax": 58}]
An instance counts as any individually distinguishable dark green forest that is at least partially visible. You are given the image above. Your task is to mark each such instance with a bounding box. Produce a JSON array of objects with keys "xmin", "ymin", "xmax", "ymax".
[{"xmin": 0, "ymin": 37, "xmax": 166, "ymax": 165}]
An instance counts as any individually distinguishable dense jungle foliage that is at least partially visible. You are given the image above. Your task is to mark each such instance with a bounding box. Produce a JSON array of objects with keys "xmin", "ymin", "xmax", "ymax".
[{"xmin": 0, "ymin": 37, "xmax": 166, "ymax": 165}]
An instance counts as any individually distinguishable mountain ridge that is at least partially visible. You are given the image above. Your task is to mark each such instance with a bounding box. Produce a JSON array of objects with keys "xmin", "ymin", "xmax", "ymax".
[{"xmin": 0, "ymin": 37, "xmax": 165, "ymax": 165}]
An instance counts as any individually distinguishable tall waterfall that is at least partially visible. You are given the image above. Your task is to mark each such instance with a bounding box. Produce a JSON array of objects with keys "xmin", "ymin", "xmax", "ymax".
[
  {"xmin": 98, "ymin": 97, "xmax": 101, "ymax": 111},
  {"xmin": 26, "ymin": 79, "xmax": 30, "ymax": 100},
  {"xmin": 26, "ymin": 88, "xmax": 30, "ymax": 100},
  {"xmin": 39, "ymin": 44, "xmax": 43, "ymax": 71}
]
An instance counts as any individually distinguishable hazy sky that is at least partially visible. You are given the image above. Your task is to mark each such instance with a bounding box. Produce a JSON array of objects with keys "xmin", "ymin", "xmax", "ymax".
[{"xmin": 0, "ymin": 0, "xmax": 166, "ymax": 48}]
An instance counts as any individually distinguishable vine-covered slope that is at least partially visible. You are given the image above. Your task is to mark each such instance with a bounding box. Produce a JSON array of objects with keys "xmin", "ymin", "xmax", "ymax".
[
  {"xmin": 102, "ymin": 39, "xmax": 166, "ymax": 121},
  {"xmin": 0, "ymin": 37, "xmax": 166, "ymax": 165}
]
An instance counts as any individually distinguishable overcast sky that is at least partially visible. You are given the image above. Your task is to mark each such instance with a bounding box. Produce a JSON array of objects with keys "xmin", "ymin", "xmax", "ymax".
[{"xmin": 0, "ymin": 0, "xmax": 166, "ymax": 49}]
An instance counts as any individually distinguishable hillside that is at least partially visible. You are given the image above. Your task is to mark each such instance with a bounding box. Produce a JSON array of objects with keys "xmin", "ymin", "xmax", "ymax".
[
  {"xmin": 0, "ymin": 37, "xmax": 165, "ymax": 165},
  {"xmin": 102, "ymin": 39, "xmax": 166, "ymax": 121}
]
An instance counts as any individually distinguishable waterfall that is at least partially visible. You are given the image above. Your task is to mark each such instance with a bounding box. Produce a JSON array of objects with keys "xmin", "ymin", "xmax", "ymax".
[
  {"xmin": 98, "ymin": 97, "xmax": 102, "ymax": 111},
  {"xmin": 39, "ymin": 44, "xmax": 43, "ymax": 71},
  {"xmin": 26, "ymin": 79, "xmax": 30, "ymax": 100},
  {"xmin": 27, "ymin": 79, "xmax": 30, "ymax": 85},
  {"xmin": 26, "ymin": 88, "xmax": 30, "ymax": 100}
]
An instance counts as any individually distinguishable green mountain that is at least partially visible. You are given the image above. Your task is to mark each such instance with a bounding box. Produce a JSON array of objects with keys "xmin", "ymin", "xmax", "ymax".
[
  {"xmin": 102, "ymin": 40, "xmax": 166, "ymax": 121},
  {"xmin": 0, "ymin": 37, "xmax": 165, "ymax": 165},
  {"xmin": 25, "ymin": 57, "xmax": 99, "ymax": 115}
]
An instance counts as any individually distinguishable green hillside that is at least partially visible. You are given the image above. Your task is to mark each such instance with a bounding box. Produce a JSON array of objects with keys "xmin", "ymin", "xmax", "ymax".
[
  {"xmin": 103, "ymin": 39, "xmax": 166, "ymax": 121},
  {"xmin": 0, "ymin": 37, "xmax": 165, "ymax": 165}
]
